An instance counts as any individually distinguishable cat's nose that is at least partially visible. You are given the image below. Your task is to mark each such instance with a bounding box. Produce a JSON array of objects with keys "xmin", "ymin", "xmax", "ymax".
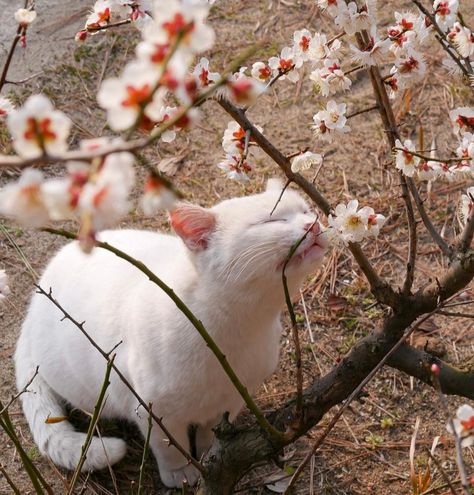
[{"xmin": 305, "ymin": 222, "xmax": 320, "ymax": 234}]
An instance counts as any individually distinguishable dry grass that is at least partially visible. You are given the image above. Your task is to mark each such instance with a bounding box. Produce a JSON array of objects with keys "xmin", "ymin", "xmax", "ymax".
[{"xmin": 1, "ymin": 0, "xmax": 474, "ymax": 493}]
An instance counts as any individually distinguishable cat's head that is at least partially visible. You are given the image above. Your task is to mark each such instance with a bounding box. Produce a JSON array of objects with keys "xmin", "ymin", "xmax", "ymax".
[{"xmin": 169, "ymin": 179, "xmax": 328, "ymax": 290}]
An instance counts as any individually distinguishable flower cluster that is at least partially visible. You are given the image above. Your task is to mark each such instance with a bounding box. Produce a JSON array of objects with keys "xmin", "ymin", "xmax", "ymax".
[
  {"xmin": 327, "ymin": 199, "xmax": 386, "ymax": 244},
  {"xmin": 0, "ymin": 138, "xmax": 135, "ymax": 235},
  {"xmin": 394, "ymin": 106, "xmax": 474, "ymax": 182},
  {"xmin": 77, "ymin": 0, "xmax": 152, "ymax": 41},
  {"xmin": 0, "ymin": 270, "xmax": 10, "ymax": 304},
  {"xmin": 312, "ymin": 100, "xmax": 350, "ymax": 142},
  {"xmin": 217, "ymin": 121, "xmax": 262, "ymax": 182}
]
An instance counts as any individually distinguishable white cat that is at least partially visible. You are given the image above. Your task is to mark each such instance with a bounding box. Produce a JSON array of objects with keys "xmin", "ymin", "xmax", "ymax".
[{"xmin": 14, "ymin": 179, "xmax": 328, "ymax": 488}]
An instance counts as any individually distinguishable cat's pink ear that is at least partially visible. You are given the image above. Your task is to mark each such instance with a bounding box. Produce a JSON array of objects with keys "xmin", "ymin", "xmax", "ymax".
[{"xmin": 170, "ymin": 203, "xmax": 216, "ymax": 251}]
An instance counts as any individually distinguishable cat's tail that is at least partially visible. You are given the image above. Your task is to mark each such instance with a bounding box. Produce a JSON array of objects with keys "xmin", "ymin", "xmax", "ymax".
[{"xmin": 15, "ymin": 336, "xmax": 127, "ymax": 472}]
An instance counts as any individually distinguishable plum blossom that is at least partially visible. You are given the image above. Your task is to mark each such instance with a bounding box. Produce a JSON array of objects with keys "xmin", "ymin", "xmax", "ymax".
[
  {"xmin": 350, "ymin": 31, "xmax": 391, "ymax": 67},
  {"xmin": 7, "ymin": 94, "xmax": 71, "ymax": 159},
  {"xmin": 0, "ymin": 98, "xmax": 15, "ymax": 119},
  {"xmin": 328, "ymin": 199, "xmax": 385, "ymax": 244},
  {"xmin": 433, "ymin": 0, "xmax": 458, "ymax": 31},
  {"xmin": 251, "ymin": 62, "xmax": 272, "ymax": 82},
  {"xmin": 393, "ymin": 48, "xmax": 427, "ymax": 87},
  {"xmin": 0, "ymin": 168, "xmax": 49, "ymax": 227},
  {"xmin": 416, "ymin": 160, "xmax": 442, "ymax": 181},
  {"xmin": 226, "ymin": 77, "xmax": 265, "ymax": 106},
  {"xmin": 78, "ymin": 150, "xmax": 135, "ymax": 232},
  {"xmin": 149, "ymin": 0, "xmax": 215, "ymax": 54},
  {"xmin": 293, "ymin": 29, "xmax": 313, "ymax": 62},
  {"xmin": 97, "ymin": 61, "xmax": 165, "ymax": 131},
  {"xmin": 312, "ymin": 100, "xmax": 350, "ymax": 142},
  {"xmin": 447, "ymin": 404, "xmax": 474, "ymax": 447},
  {"xmin": 394, "ymin": 139, "xmax": 420, "ymax": 177},
  {"xmin": 0, "ymin": 270, "xmax": 10, "ymax": 304},
  {"xmin": 308, "ymin": 34, "xmax": 341, "ymax": 62},
  {"xmin": 449, "ymin": 107, "xmax": 474, "ymax": 136},
  {"xmin": 141, "ymin": 175, "xmax": 177, "ymax": 214},
  {"xmin": 268, "ymin": 47, "xmax": 302, "ymax": 83},
  {"xmin": 192, "ymin": 57, "xmax": 220, "ymax": 89},
  {"xmin": 316, "ymin": 0, "xmax": 344, "ymax": 17},
  {"xmin": 334, "ymin": 1, "xmax": 375, "ymax": 36},
  {"xmin": 456, "ymin": 133, "xmax": 474, "ymax": 167},
  {"xmin": 448, "ymin": 22, "xmax": 474, "ymax": 58},
  {"xmin": 309, "ymin": 59, "xmax": 351, "ymax": 96},
  {"xmin": 460, "ymin": 187, "xmax": 474, "ymax": 224},
  {"xmin": 14, "ymin": 8, "xmax": 37, "ymax": 26},
  {"xmin": 291, "ymin": 151, "xmax": 323, "ymax": 173},
  {"xmin": 218, "ymin": 154, "xmax": 251, "ymax": 182}
]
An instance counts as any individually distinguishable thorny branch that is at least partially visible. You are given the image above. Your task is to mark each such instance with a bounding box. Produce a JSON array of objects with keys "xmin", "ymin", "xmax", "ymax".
[{"xmin": 35, "ymin": 285, "xmax": 206, "ymax": 475}]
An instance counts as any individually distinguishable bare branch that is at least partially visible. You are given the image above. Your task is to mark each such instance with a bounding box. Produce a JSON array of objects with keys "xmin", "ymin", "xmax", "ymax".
[
  {"xmin": 0, "ymin": 366, "xmax": 38, "ymax": 415},
  {"xmin": 407, "ymin": 178, "xmax": 452, "ymax": 257},
  {"xmin": 285, "ymin": 304, "xmax": 446, "ymax": 492},
  {"xmin": 35, "ymin": 285, "xmax": 206, "ymax": 474}
]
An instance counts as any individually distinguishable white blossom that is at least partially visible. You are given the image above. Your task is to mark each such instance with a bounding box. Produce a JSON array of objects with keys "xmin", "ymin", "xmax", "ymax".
[
  {"xmin": 0, "ymin": 98, "xmax": 14, "ymax": 119},
  {"xmin": 14, "ymin": 8, "xmax": 37, "ymax": 26},
  {"xmin": 0, "ymin": 168, "xmax": 49, "ymax": 227},
  {"xmin": 328, "ymin": 199, "xmax": 384, "ymax": 244},
  {"xmin": 291, "ymin": 151, "xmax": 323, "ymax": 173},
  {"xmin": 433, "ymin": 0, "xmax": 458, "ymax": 31},
  {"xmin": 312, "ymin": 100, "xmax": 350, "ymax": 141},
  {"xmin": 447, "ymin": 404, "xmax": 474, "ymax": 447},
  {"xmin": 394, "ymin": 139, "xmax": 420, "ymax": 177},
  {"xmin": 449, "ymin": 107, "xmax": 474, "ymax": 136}
]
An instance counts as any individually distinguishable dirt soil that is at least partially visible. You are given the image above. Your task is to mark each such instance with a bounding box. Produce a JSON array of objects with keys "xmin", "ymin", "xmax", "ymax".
[{"xmin": 1, "ymin": 0, "xmax": 474, "ymax": 494}]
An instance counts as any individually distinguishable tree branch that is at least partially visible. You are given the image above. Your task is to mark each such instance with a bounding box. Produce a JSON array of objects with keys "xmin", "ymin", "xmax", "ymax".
[{"xmin": 216, "ymin": 97, "xmax": 399, "ymax": 308}]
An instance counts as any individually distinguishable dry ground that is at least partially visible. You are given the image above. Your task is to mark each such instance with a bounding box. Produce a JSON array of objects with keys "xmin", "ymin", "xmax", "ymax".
[{"xmin": 1, "ymin": 0, "xmax": 474, "ymax": 493}]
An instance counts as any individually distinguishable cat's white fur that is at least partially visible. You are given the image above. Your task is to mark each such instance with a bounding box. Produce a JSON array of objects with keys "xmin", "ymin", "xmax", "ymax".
[{"xmin": 15, "ymin": 180, "xmax": 328, "ymax": 488}]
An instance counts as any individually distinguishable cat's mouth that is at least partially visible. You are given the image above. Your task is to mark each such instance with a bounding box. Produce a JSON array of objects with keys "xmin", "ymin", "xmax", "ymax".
[{"xmin": 283, "ymin": 231, "xmax": 328, "ymax": 269}]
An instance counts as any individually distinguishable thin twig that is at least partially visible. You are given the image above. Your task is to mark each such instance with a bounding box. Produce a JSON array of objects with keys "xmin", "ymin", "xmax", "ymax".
[
  {"xmin": 0, "ymin": 25, "xmax": 25, "ymax": 92},
  {"xmin": 392, "ymin": 148, "xmax": 466, "ymax": 164},
  {"xmin": 85, "ymin": 18, "xmax": 132, "ymax": 34},
  {"xmin": 39, "ymin": 231, "xmax": 284, "ymax": 443},
  {"xmin": 0, "ymin": 400, "xmax": 53, "ymax": 494},
  {"xmin": 67, "ymin": 357, "xmax": 115, "ymax": 495},
  {"xmin": 407, "ymin": 178, "xmax": 452, "ymax": 257},
  {"xmin": 137, "ymin": 404, "xmax": 153, "ymax": 495},
  {"xmin": 270, "ymin": 179, "xmax": 292, "ymax": 217},
  {"xmin": 425, "ymin": 449, "xmax": 458, "ymax": 495},
  {"xmin": 411, "ymin": 0, "xmax": 472, "ymax": 77},
  {"xmin": 437, "ymin": 310, "xmax": 474, "ymax": 318},
  {"xmin": 281, "ymin": 225, "xmax": 318, "ymax": 424},
  {"xmin": 35, "ymin": 285, "xmax": 206, "ymax": 474},
  {"xmin": 346, "ymin": 104, "xmax": 379, "ymax": 119},
  {"xmin": 0, "ymin": 366, "xmax": 38, "ymax": 415},
  {"xmin": 432, "ymin": 372, "xmax": 470, "ymax": 494},
  {"xmin": 284, "ymin": 303, "xmax": 448, "ymax": 493},
  {"xmin": 458, "ymin": 195, "xmax": 474, "ymax": 252},
  {"xmin": 0, "ymin": 465, "xmax": 22, "ymax": 495}
]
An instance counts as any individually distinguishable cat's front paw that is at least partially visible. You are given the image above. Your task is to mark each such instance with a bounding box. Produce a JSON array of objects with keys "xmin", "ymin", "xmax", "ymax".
[{"xmin": 159, "ymin": 463, "xmax": 200, "ymax": 488}]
